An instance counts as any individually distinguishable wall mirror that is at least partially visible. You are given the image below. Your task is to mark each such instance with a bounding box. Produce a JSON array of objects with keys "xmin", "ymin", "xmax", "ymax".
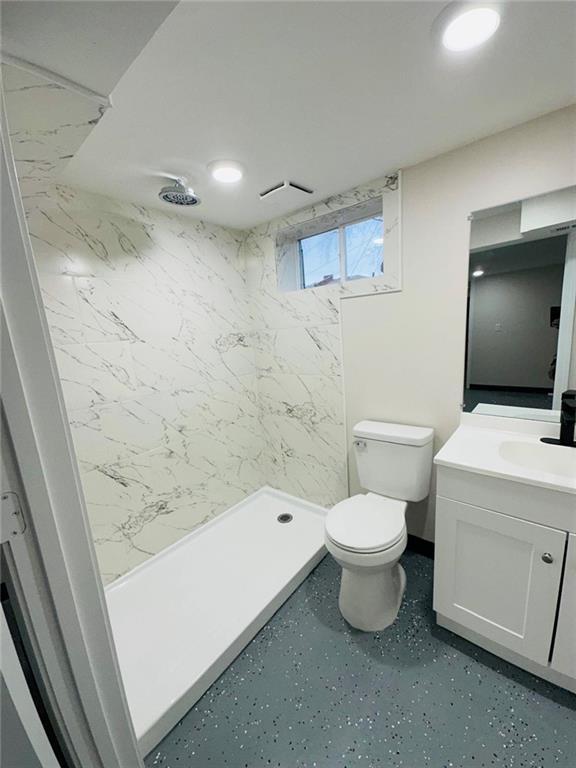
[{"xmin": 464, "ymin": 186, "xmax": 576, "ymax": 422}]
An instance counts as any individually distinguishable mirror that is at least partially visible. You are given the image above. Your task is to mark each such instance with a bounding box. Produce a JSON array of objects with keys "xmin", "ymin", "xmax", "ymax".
[{"xmin": 464, "ymin": 186, "xmax": 576, "ymax": 421}]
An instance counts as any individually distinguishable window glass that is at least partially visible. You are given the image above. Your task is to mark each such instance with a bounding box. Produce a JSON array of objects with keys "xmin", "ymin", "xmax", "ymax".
[
  {"xmin": 344, "ymin": 216, "xmax": 384, "ymax": 280},
  {"xmin": 299, "ymin": 229, "xmax": 340, "ymax": 288}
]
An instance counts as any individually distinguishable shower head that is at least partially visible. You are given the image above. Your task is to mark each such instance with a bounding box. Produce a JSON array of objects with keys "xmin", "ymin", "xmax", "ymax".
[{"xmin": 158, "ymin": 177, "xmax": 200, "ymax": 206}]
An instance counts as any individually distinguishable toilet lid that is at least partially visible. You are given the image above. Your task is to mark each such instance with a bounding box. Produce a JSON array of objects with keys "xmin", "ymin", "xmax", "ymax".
[{"xmin": 325, "ymin": 494, "xmax": 406, "ymax": 553}]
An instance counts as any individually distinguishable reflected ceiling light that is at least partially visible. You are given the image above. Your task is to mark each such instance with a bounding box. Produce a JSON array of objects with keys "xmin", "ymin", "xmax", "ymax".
[
  {"xmin": 472, "ymin": 268, "xmax": 485, "ymax": 277},
  {"xmin": 62, "ymin": 263, "xmax": 89, "ymax": 276},
  {"xmin": 373, "ymin": 236, "xmax": 384, "ymax": 246},
  {"xmin": 439, "ymin": 4, "xmax": 500, "ymax": 52},
  {"xmin": 209, "ymin": 160, "xmax": 243, "ymax": 183}
]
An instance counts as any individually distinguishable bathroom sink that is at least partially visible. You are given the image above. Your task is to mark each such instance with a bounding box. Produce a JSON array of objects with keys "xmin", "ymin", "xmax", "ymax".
[
  {"xmin": 434, "ymin": 416, "xmax": 576, "ymax": 495},
  {"xmin": 499, "ymin": 440, "xmax": 576, "ymax": 479}
]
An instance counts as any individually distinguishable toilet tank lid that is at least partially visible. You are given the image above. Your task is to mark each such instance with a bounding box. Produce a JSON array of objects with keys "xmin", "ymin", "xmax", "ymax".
[{"xmin": 353, "ymin": 420, "xmax": 434, "ymax": 447}]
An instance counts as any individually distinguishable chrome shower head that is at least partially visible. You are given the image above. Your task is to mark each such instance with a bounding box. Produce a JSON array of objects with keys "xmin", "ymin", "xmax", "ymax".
[{"xmin": 158, "ymin": 177, "xmax": 200, "ymax": 206}]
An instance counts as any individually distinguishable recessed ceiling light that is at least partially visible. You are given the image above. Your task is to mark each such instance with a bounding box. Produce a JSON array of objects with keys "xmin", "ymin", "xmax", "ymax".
[
  {"xmin": 472, "ymin": 268, "xmax": 485, "ymax": 277},
  {"xmin": 208, "ymin": 160, "xmax": 243, "ymax": 184},
  {"xmin": 373, "ymin": 237, "xmax": 384, "ymax": 246},
  {"xmin": 440, "ymin": 5, "xmax": 500, "ymax": 52}
]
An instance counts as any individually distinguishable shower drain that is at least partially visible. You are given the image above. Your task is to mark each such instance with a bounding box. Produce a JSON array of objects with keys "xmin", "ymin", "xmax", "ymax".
[{"xmin": 277, "ymin": 513, "xmax": 293, "ymax": 524}]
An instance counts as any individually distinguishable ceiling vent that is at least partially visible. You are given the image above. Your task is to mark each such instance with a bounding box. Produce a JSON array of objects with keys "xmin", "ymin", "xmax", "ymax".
[{"xmin": 259, "ymin": 180, "xmax": 314, "ymax": 200}]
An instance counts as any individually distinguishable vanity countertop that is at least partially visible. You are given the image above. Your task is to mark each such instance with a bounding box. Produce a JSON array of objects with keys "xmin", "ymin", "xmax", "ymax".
[{"xmin": 435, "ymin": 418, "xmax": 576, "ymax": 495}]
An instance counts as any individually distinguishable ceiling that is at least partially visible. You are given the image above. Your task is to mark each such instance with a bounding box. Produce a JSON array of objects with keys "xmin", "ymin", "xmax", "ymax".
[
  {"xmin": 51, "ymin": 1, "xmax": 576, "ymax": 229},
  {"xmin": 1, "ymin": 1, "xmax": 177, "ymax": 95},
  {"xmin": 470, "ymin": 236, "xmax": 568, "ymax": 277}
]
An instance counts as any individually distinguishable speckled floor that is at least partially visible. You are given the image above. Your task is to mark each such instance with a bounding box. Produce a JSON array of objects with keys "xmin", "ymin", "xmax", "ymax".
[{"xmin": 145, "ymin": 551, "xmax": 576, "ymax": 768}]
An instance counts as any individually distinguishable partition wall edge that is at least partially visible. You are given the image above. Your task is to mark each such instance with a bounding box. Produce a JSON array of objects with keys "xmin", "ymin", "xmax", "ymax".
[
  {"xmin": 553, "ymin": 231, "xmax": 576, "ymax": 408},
  {"xmin": 0, "ymin": 94, "xmax": 143, "ymax": 767}
]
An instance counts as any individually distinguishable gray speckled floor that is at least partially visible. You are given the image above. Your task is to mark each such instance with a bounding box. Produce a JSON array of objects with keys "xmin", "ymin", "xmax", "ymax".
[{"xmin": 145, "ymin": 551, "xmax": 576, "ymax": 768}]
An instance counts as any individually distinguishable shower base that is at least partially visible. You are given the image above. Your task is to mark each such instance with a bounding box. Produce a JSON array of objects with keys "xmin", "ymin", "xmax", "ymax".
[{"xmin": 105, "ymin": 486, "xmax": 327, "ymax": 757}]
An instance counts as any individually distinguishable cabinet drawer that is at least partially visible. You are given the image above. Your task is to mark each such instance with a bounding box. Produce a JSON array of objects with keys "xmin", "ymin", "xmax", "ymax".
[{"xmin": 434, "ymin": 497, "xmax": 566, "ymax": 665}]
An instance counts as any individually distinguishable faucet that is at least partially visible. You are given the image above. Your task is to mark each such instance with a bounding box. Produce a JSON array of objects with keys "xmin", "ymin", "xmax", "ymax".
[{"xmin": 541, "ymin": 390, "xmax": 576, "ymax": 447}]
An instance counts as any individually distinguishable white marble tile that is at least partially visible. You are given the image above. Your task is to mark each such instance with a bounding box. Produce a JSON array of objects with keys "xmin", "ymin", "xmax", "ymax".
[
  {"xmin": 75, "ymin": 276, "xmax": 198, "ymax": 344},
  {"xmin": 68, "ymin": 396, "xmax": 184, "ymax": 472},
  {"xmin": 129, "ymin": 335, "xmax": 256, "ymax": 396},
  {"xmin": 28, "ymin": 207, "xmax": 165, "ymax": 279},
  {"xmin": 261, "ymin": 375, "xmax": 344, "ymax": 429},
  {"xmin": 82, "ymin": 448, "xmax": 212, "ymax": 543},
  {"xmin": 37, "ymin": 273, "xmax": 84, "ymax": 345},
  {"xmin": 264, "ymin": 448, "xmax": 348, "ymax": 508},
  {"xmin": 2, "ymin": 64, "xmax": 104, "ymax": 212},
  {"xmin": 255, "ymin": 325, "xmax": 342, "ymax": 378},
  {"xmin": 257, "ymin": 372, "xmax": 347, "ymax": 479},
  {"xmin": 82, "ymin": 446, "xmax": 263, "ymax": 580},
  {"xmin": 54, "ymin": 341, "xmax": 138, "ymax": 410}
]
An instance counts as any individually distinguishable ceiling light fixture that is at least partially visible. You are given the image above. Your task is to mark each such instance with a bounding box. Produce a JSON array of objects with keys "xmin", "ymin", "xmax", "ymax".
[
  {"xmin": 437, "ymin": 3, "xmax": 501, "ymax": 52},
  {"xmin": 472, "ymin": 268, "xmax": 485, "ymax": 277},
  {"xmin": 209, "ymin": 160, "xmax": 243, "ymax": 184}
]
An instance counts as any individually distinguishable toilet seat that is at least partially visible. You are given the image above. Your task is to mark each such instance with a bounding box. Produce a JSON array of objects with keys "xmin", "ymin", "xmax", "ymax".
[{"xmin": 325, "ymin": 493, "xmax": 406, "ymax": 554}]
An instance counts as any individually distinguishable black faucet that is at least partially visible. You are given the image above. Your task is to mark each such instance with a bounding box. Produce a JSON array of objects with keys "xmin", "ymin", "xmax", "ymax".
[{"xmin": 541, "ymin": 390, "xmax": 576, "ymax": 447}]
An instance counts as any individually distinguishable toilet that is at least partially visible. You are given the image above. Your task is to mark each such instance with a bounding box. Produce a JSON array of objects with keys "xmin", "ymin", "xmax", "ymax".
[{"xmin": 325, "ymin": 420, "xmax": 434, "ymax": 632}]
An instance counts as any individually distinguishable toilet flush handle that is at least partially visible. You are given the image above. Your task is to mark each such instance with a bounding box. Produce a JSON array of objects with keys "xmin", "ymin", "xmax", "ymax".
[{"xmin": 354, "ymin": 440, "xmax": 367, "ymax": 450}]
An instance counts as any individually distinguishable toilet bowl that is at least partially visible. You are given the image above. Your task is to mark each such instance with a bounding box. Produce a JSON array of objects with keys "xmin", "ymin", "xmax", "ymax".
[
  {"xmin": 325, "ymin": 493, "xmax": 408, "ymax": 631},
  {"xmin": 325, "ymin": 421, "xmax": 434, "ymax": 632}
]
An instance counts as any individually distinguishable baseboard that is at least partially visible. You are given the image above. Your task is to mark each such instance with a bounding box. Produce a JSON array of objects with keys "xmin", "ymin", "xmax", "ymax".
[
  {"xmin": 407, "ymin": 534, "xmax": 434, "ymax": 559},
  {"xmin": 468, "ymin": 384, "xmax": 552, "ymax": 394}
]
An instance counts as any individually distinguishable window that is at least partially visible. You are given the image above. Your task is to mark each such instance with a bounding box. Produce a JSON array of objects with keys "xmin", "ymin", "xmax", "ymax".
[
  {"xmin": 276, "ymin": 197, "xmax": 387, "ymax": 292},
  {"xmin": 299, "ymin": 228, "xmax": 340, "ymax": 288},
  {"xmin": 344, "ymin": 216, "xmax": 384, "ymax": 281},
  {"xmin": 298, "ymin": 214, "xmax": 383, "ymax": 289}
]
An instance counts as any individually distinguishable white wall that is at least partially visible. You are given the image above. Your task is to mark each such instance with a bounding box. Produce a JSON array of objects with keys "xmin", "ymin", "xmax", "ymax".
[
  {"xmin": 342, "ymin": 105, "xmax": 576, "ymax": 541},
  {"xmin": 468, "ymin": 264, "xmax": 564, "ymax": 389}
]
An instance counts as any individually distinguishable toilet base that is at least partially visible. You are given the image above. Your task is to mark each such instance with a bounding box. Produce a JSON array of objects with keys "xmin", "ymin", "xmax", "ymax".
[{"xmin": 338, "ymin": 563, "xmax": 406, "ymax": 632}]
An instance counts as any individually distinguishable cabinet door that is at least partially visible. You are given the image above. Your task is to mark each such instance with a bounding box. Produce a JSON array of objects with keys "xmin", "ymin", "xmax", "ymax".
[
  {"xmin": 552, "ymin": 533, "xmax": 576, "ymax": 678},
  {"xmin": 434, "ymin": 497, "xmax": 566, "ymax": 665}
]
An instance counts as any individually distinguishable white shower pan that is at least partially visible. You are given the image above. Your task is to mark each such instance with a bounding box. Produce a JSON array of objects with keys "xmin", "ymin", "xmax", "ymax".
[{"xmin": 105, "ymin": 487, "xmax": 327, "ymax": 757}]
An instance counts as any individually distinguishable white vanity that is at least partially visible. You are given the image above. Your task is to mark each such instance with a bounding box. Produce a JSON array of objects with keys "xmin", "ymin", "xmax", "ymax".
[{"xmin": 433, "ymin": 414, "xmax": 576, "ymax": 693}]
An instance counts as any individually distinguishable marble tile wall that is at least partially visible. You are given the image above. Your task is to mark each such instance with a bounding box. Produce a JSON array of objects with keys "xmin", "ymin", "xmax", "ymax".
[
  {"xmin": 27, "ymin": 185, "xmax": 264, "ymax": 583},
  {"xmin": 1, "ymin": 64, "xmax": 106, "ymax": 211},
  {"xmin": 4, "ymin": 61, "xmax": 401, "ymax": 581},
  {"xmin": 243, "ymin": 176, "xmax": 400, "ymax": 508}
]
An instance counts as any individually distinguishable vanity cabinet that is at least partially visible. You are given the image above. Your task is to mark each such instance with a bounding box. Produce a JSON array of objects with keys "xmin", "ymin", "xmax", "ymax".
[
  {"xmin": 433, "ymin": 498, "xmax": 566, "ymax": 665},
  {"xmin": 433, "ymin": 443, "xmax": 576, "ymax": 693}
]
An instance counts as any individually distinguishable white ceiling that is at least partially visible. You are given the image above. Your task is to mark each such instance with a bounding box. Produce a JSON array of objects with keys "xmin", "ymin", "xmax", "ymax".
[
  {"xmin": 1, "ymin": 0, "xmax": 177, "ymax": 95},
  {"xmin": 59, "ymin": 1, "xmax": 576, "ymax": 229}
]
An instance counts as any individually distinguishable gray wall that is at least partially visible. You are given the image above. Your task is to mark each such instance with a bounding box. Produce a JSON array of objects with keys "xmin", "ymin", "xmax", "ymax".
[{"xmin": 467, "ymin": 264, "xmax": 564, "ymax": 389}]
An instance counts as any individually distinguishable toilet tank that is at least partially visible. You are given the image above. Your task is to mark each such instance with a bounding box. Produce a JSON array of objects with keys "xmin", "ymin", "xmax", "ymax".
[{"xmin": 352, "ymin": 420, "xmax": 434, "ymax": 502}]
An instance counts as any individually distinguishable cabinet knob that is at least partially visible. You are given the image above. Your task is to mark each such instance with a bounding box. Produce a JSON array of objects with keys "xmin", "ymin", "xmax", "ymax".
[{"xmin": 541, "ymin": 552, "xmax": 554, "ymax": 564}]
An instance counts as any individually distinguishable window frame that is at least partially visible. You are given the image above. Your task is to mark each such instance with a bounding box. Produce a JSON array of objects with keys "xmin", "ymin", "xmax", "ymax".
[
  {"xmin": 277, "ymin": 196, "xmax": 385, "ymax": 292},
  {"xmin": 296, "ymin": 212, "xmax": 384, "ymax": 289}
]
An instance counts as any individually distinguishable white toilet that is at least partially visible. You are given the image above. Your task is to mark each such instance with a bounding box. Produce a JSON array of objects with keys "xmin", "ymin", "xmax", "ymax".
[{"xmin": 325, "ymin": 420, "xmax": 434, "ymax": 632}]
